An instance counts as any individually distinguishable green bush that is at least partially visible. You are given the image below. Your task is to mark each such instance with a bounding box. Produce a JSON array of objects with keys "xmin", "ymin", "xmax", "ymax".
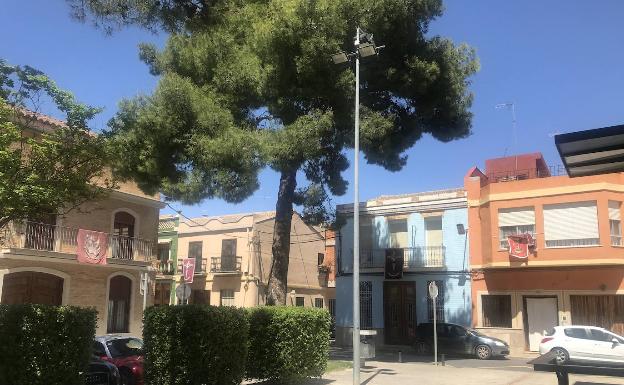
[
  {"xmin": 0, "ymin": 304, "xmax": 97, "ymax": 385},
  {"xmin": 143, "ymin": 305, "xmax": 249, "ymax": 385},
  {"xmin": 246, "ymin": 306, "xmax": 331, "ymax": 383}
]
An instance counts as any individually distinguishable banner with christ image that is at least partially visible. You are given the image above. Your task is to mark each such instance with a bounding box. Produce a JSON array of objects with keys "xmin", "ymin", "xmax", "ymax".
[{"xmin": 77, "ymin": 229, "xmax": 108, "ymax": 265}]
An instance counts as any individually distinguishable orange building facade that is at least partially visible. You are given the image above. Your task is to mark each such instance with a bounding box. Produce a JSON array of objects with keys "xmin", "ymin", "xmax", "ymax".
[{"xmin": 465, "ymin": 153, "xmax": 624, "ymax": 355}]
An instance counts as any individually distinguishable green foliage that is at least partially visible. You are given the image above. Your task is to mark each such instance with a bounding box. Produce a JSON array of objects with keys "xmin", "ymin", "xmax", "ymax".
[
  {"xmin": 0, "ymin": 60, "xmax": 113, "ymax": 229},
  {"xmin": 143, "ymin": 305, "xmax": 249, "ymax": 385},
  {"xmin": 0, "ymin": 304, "xmax": 97, "ymax": 385},
  {"xmin": 246, "ymin": 306, "xmax": 331, "ymax": 383}
]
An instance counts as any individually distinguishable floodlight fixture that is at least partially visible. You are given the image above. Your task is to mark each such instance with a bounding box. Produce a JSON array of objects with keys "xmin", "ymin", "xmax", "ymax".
[
  {"xmin": 357, "ymin": 43, "xmax": 377, "ymax": 58},
  {"xmin": 331, "ymin": 51, "xmax": 350, "ymax": 64}
]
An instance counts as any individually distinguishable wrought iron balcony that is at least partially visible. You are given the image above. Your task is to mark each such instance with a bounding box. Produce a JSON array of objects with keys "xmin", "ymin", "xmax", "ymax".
[
  {"xmin": 210, "ymin": 256, "xmax": 242, "ymax": 273},
  {"xmin": 1, "ymin": 220, "xmax": 156, "ymax": 262},
  {"xmin": 357, "ymin": 246, "xmax": 445, "ymax": 269},
  {"xmin": 154, "ymin": 259, "xmax": 176, "ymax": 275}
]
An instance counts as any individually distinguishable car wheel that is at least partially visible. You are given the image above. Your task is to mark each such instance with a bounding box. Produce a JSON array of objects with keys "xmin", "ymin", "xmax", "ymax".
[
  {"xmin": 120, "ymin": 370, "xmax": 135, "ymax": 385},
  {"xmin": 475, "ymin": 344, "xmax": 492, "ymax": 360},
  {"xmin": 551, "ymin": 347, "xmax": 569, "ymax": 364},
  {"xmin": 415, "ymin": 341, "xmax": 430, "ymax": 355}
]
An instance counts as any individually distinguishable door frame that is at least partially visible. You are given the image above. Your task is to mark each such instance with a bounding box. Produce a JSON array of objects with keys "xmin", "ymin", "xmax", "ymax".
[
  {"xmin": 522, "ymin": 295, "xmax": 559, "ymax": 351},
  {"xmin": 383, "ymin": 280, "xmax": 416, "ymax": 345}
]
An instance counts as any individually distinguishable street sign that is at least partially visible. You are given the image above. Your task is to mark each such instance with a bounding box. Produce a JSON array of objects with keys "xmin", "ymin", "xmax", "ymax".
[
  {"xmin": 428, "ymin": 281, "xmax": 439, "ymax": 299},
  {"xmin": 175, "ymin": 283, "xmax": 191, "ymax": 302},
  {"xmin": 182, "ymin": 258, "xmax": 196, "ymax": 284}
]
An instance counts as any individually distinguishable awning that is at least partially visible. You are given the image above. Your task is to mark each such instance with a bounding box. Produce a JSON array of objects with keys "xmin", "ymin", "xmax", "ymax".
[{"xmin": 555, "ymin": 124, "xmax": 624, "ymax": 177}]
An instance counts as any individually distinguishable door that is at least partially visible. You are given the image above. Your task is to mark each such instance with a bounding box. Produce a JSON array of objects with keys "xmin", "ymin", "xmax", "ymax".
[
  {"xmin": 221, "ymin": 239, "xmax": 237, "ymax": 270},
  {"xmin": 1, "ymin": 272, "xmax": 63, "ymax": 305},
  {"xmin": 384, "ymin": 281, "xmax": 416, "ymax": 345},
  {"xmin": 588, "ymin": 328, "xmax": 624, "ymax": 364},
  {"xmin": 525, "ymin": 297, "xmax": 558, "ymax": 351}
]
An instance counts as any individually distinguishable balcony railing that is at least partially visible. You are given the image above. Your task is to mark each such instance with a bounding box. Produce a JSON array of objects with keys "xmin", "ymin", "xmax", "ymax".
[
  {"xmin": 487, "ymin": 164, "xmax": 567, "ymax": 183},
  {"xmin": 612, "ymin": 235, "xmax": 623, "ymax": 246},
  {"xmin": 177, "ymin": 258, "xmax": 208, "ymax": 274},
  {"xmin": 357, "ymin": 246, "xmax": 445, "ymax": 269},
  {"xmin": 154, "ymin": 259, "xmax": 176, "ymax": 275},
  {"xmin": 210, "ymin": 256, "xmax": 242, "ymax": 273},
  {"xmin": 1, "ymin": 220, "xmax": 155, "ymax": 262}
]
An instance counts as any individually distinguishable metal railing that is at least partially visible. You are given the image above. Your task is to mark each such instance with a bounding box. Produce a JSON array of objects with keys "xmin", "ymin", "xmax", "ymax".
[
  {"xmin": 487, "ymin": 164, "xmax": 567, "ymax": 183},
  {"xmin": 210, "ymin": 256, "xmax": 242, "ymax": 273},
  {"xmin": 154, "ymin": 259, "xmax": 176, "ymax": 275},
  {"xmin": 357, "ymin": 246, "xmax": 445, "ymax": 269},
  {"xmin": 611, "ymin": 235, "xmax": 623, "ymax": 246},
  {"xmin": 1, "ymin": 220, "xmax": 155, "ymax": 262}
]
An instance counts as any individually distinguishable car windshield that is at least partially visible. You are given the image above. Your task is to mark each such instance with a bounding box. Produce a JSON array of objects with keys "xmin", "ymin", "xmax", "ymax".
[{"xmin": 106, "ymin": 338, "xmax": 143, "ymax": 358}]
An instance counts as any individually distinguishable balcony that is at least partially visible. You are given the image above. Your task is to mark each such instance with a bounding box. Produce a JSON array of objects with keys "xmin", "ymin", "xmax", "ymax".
[
  {"xmin": 210, "ymin": 256, "xmax": 242, "ymax": 273},
  {"xmin": 154, "ymin": 259, "xmax": 176, "ymax": 275},
  {"xmin": 357, "ymin": 246, "xmax": 445, "ymax": 269},
  {"xmin": 1, "ymin": 220, "xmax": 155, "ymax": 262}
]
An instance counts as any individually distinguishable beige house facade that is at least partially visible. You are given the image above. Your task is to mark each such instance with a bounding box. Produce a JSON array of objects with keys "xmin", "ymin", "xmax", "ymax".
[
  {"xmin": 0, "ymin": 112, "xmax": 163, "ymax": 336},
  {"xmin": 169, "ymin": 211, "xmax": 335, "ymax": 310}
]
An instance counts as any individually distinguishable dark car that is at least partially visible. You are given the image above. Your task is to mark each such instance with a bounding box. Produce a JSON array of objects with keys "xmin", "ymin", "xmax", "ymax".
[
  {"xmin": 93, "ymin": 336, "xmax": 144, "ymax": 385},
  {"xmin": 85, "ymin": 356, "xmax": 121, "ymax": 385},
  {"xmin": 414, "ymin": 322, "xmax": 509, "ymax": 360}
]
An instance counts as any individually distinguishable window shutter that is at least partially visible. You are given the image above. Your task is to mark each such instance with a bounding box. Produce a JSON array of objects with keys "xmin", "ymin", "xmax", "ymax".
[
  {"xmin": 544, "ymin": 201, "xmax": 598, "ymax": 240},
  {"xmin": 498, "ymin": 207, "xmax": 535, "ymax": 226},
  {"xmin": 609, "ymin": 201, "xmax": 621, "ymax": 220}
]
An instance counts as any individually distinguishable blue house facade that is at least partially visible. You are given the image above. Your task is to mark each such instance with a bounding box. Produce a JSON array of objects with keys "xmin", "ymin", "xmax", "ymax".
[{"xmin": 335, "ymin": 188, "xmax": 471, "ymax": 346}]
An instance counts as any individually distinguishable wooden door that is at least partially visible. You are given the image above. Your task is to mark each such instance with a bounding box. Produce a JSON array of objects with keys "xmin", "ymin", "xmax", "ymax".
[
  {"xmin": 1, "ymin": 272, "xmax": 63, "ymax": 305},
  {"xmin": 571, "ymin": 295, "xmax": 624, "ymax": 336},
  {"xmin": 384, "ymin": 281, "xmax": 416, "ymax": 345}
]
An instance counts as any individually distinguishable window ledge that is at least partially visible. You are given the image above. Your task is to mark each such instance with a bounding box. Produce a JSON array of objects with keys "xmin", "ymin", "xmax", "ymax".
[{"xmin": 544, "ymin": 244, "xmax": 602, "ymax": 249}]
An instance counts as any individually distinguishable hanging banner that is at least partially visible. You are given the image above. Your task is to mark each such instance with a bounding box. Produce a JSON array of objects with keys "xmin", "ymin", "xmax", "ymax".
[
  {"xmin": 182, "ymin": 258, "xmax": 196, "ymax": 284},
  {"xmin": 77, "ymin": 229, "xmax": 108, "ymax": 265},
  {"xmin": 385, "ymin": 248, "xmax": 404, "ymax": 279},
  {"xmin": 508, "ymin": 234, "xmax": 534, "ymax": 259}
]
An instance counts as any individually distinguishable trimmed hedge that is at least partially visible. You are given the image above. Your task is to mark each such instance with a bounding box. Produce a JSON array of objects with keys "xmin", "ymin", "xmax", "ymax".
[
  {"xmin": 143, "ymin": 305, "xmax": 249, "ymax": 385},
  {"xmin": 246, "ymin": 306, "xmax": 331, "ymax": 383},
  {"xmin": 0, "ymin": 304, "xmax": 97, "ymax": 385}
]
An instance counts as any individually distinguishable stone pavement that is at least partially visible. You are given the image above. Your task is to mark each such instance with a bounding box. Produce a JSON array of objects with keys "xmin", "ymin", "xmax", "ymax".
[{"xmin": 303, "ymin": 360, "xmax": 624, "ymax": 385}]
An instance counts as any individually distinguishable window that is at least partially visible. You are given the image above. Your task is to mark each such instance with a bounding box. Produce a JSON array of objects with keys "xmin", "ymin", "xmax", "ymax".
[
  {"xmin": 481, "ymin": 294, "xmax": 512, "ymax": 328},
  {"xmin": 221, "ymin": 239, "xmax": 237, "ymax": 271},
  {"xmin": 314, "ymin": 298, "xmax": 324, "ymax": 308},
  {"xmin": 220, "ymin": 289, "xmax": 235, "ymax": 306},
  {"xmin": 105, "ymin": 338, "xmax": 143, "ymax": 358},
  {"xmin": 425, "ymin": 216, "xmax": 443, "ymax": 247},
  {"xmin": 388, "ymin": 218, "xmax": 408, "ymax": 248},
  {"xmin": 157, "ymin": 243, "xmax": 170, "ymax": 262},
  {"xmin": 360, "ymin": 281, "xmax": 373, "ymax": 329},
  {"xmin": 589, "ymin": 329, "xmax": 612, "ymax": 342},
  {"xmin": 564, "ymin": 328, "xmax": 590, "ymax": 339},
  {"xmin": 498, "ymin": 207, "xmax": 535, "ymax": 249},
  {"xmin": 113, "ymin": 212, "xmax": 135, "ymax": 259},
  {"xmin": 107, "ymin": 275, "xmax": 132, "ymax": 333},
  {"xmin": 188, "ymin": 241, "xmax": 203, "ymax": 272},
  {"xmin": 296, "ymin": 296, "xmax": 305, "ymax": 307},
  {"xmin": 544, "ymin": 201, "xmax": 599, "ymax": 247},
  {"xmin": 609, "ymin": 201, "xmax": 622, "ymax": 246},
  {"xmin": 359, "ymin": 217, "xmax": 373, "ymax": 251},
  {"xmin": 318, "ymin": 253, "xmax": 325, "ymax": 266},
  {"xmin": 427, "ymin": 280, "xmax": 445, "ymax": 322},
  {"xmin": 328, "ymin": 298, "xmax": 336, "ymax": 318}
]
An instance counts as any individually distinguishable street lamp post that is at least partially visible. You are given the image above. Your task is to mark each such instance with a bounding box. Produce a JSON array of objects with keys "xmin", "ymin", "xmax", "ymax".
[{"xmin": 332, "ymin": 27, "xmax": 384, "ymax": 385}]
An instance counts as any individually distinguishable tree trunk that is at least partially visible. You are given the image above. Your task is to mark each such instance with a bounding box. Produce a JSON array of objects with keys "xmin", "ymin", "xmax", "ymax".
[{"xmin": 266, "ymin": 168, "xmax": 297, "ymax": 306}]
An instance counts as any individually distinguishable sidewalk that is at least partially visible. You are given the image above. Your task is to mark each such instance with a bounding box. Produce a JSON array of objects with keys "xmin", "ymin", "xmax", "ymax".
[{"xmin": 310, "ymin": 360, "xmax": 624, "ymax": 385}]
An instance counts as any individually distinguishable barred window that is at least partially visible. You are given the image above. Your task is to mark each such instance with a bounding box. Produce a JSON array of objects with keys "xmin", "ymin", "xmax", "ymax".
[
  {"xmin": 296, "ymin": 296, "xmax": 305, "ymax": 307},
  {"xmin": 482, "ymin": 294, "xmax": 512, "ymax": 328},
  {"xmin": 427, "ymin": 280, "xmax": 445, "ymax": 322},
  {"xmin": 360, "ymin": 281, "xmax": 373, "ymax": 329},
  {"xmin": 220, "ymin": 289, "xmax": 235, "ymax": 306},
  {"xmin": 314, "ymin": 298, "xmax": 324, "ymax": 308}
]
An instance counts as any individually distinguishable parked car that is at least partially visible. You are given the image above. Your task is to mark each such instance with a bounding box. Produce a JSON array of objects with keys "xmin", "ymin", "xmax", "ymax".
[
  {"xmin": 84, "ymin": 356, "xmax": 121, "ymax": 385},
  {"xmin": 414, "ymin": 322, "xmax": 510, "ymax": 360},
  {"xmin": 539, "ymin": 325, "xmax": 624, "ymax": 365},
  {"xmin": 93, "ymin": 336, "xmax": 144, "ymax": 385}
]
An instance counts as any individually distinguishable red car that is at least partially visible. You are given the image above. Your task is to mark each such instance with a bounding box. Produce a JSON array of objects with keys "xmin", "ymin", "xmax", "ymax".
[{"xmin": 93, "ymin": 336, "xmax": 144, "ymax": 385}]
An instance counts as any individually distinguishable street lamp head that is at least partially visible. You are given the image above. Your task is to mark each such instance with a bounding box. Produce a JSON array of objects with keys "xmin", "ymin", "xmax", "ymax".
[
  {"xmin": 456, "ymin": 223, "xmax": 467, "ymax": 235},
  {"xmin": 331, "ymin": 51, "xmax": 350, "ymax": 64},
  {"xmin": 357, "ymin": 43, "xmax": 377, "ymax": 58}
]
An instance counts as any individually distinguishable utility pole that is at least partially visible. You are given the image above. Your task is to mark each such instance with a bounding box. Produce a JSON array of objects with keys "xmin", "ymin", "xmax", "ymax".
[{"xmin": 352, "ymin": 26, "xmax": 361, "ymax": 385}]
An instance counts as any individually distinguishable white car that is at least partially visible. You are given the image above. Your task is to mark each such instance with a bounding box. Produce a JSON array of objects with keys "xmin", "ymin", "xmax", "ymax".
[{"xmin": 539, "ymin": 326, "xmax": 624, "ymax": 365}]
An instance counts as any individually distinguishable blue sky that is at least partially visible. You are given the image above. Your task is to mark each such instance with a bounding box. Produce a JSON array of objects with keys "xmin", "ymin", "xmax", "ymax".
[{"xmin": 2, "ymin": 0, "xmax": 624, "ymax": 218}]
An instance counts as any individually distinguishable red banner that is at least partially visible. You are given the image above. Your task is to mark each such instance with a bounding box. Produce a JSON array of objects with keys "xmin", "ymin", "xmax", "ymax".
[
  {"xmin": 77, "ymin": 229, "xmax": 108, "ymax": 265},
  {"xmin": 182, "ymin": 258, "xmax": 196, "ymax": 283},
  {"xmin": 508, "ymin": 234, "xmax": 534, "ymax": 259}
]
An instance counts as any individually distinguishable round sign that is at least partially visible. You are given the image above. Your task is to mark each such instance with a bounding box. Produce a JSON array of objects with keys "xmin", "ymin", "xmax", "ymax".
[
  {"xmin": 175, "ymin": 283, "xmax": 191, "ymax": 301},
  {"xmin": 428, "ymin": 281, "xmax": 438, "ymax": 299}
]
